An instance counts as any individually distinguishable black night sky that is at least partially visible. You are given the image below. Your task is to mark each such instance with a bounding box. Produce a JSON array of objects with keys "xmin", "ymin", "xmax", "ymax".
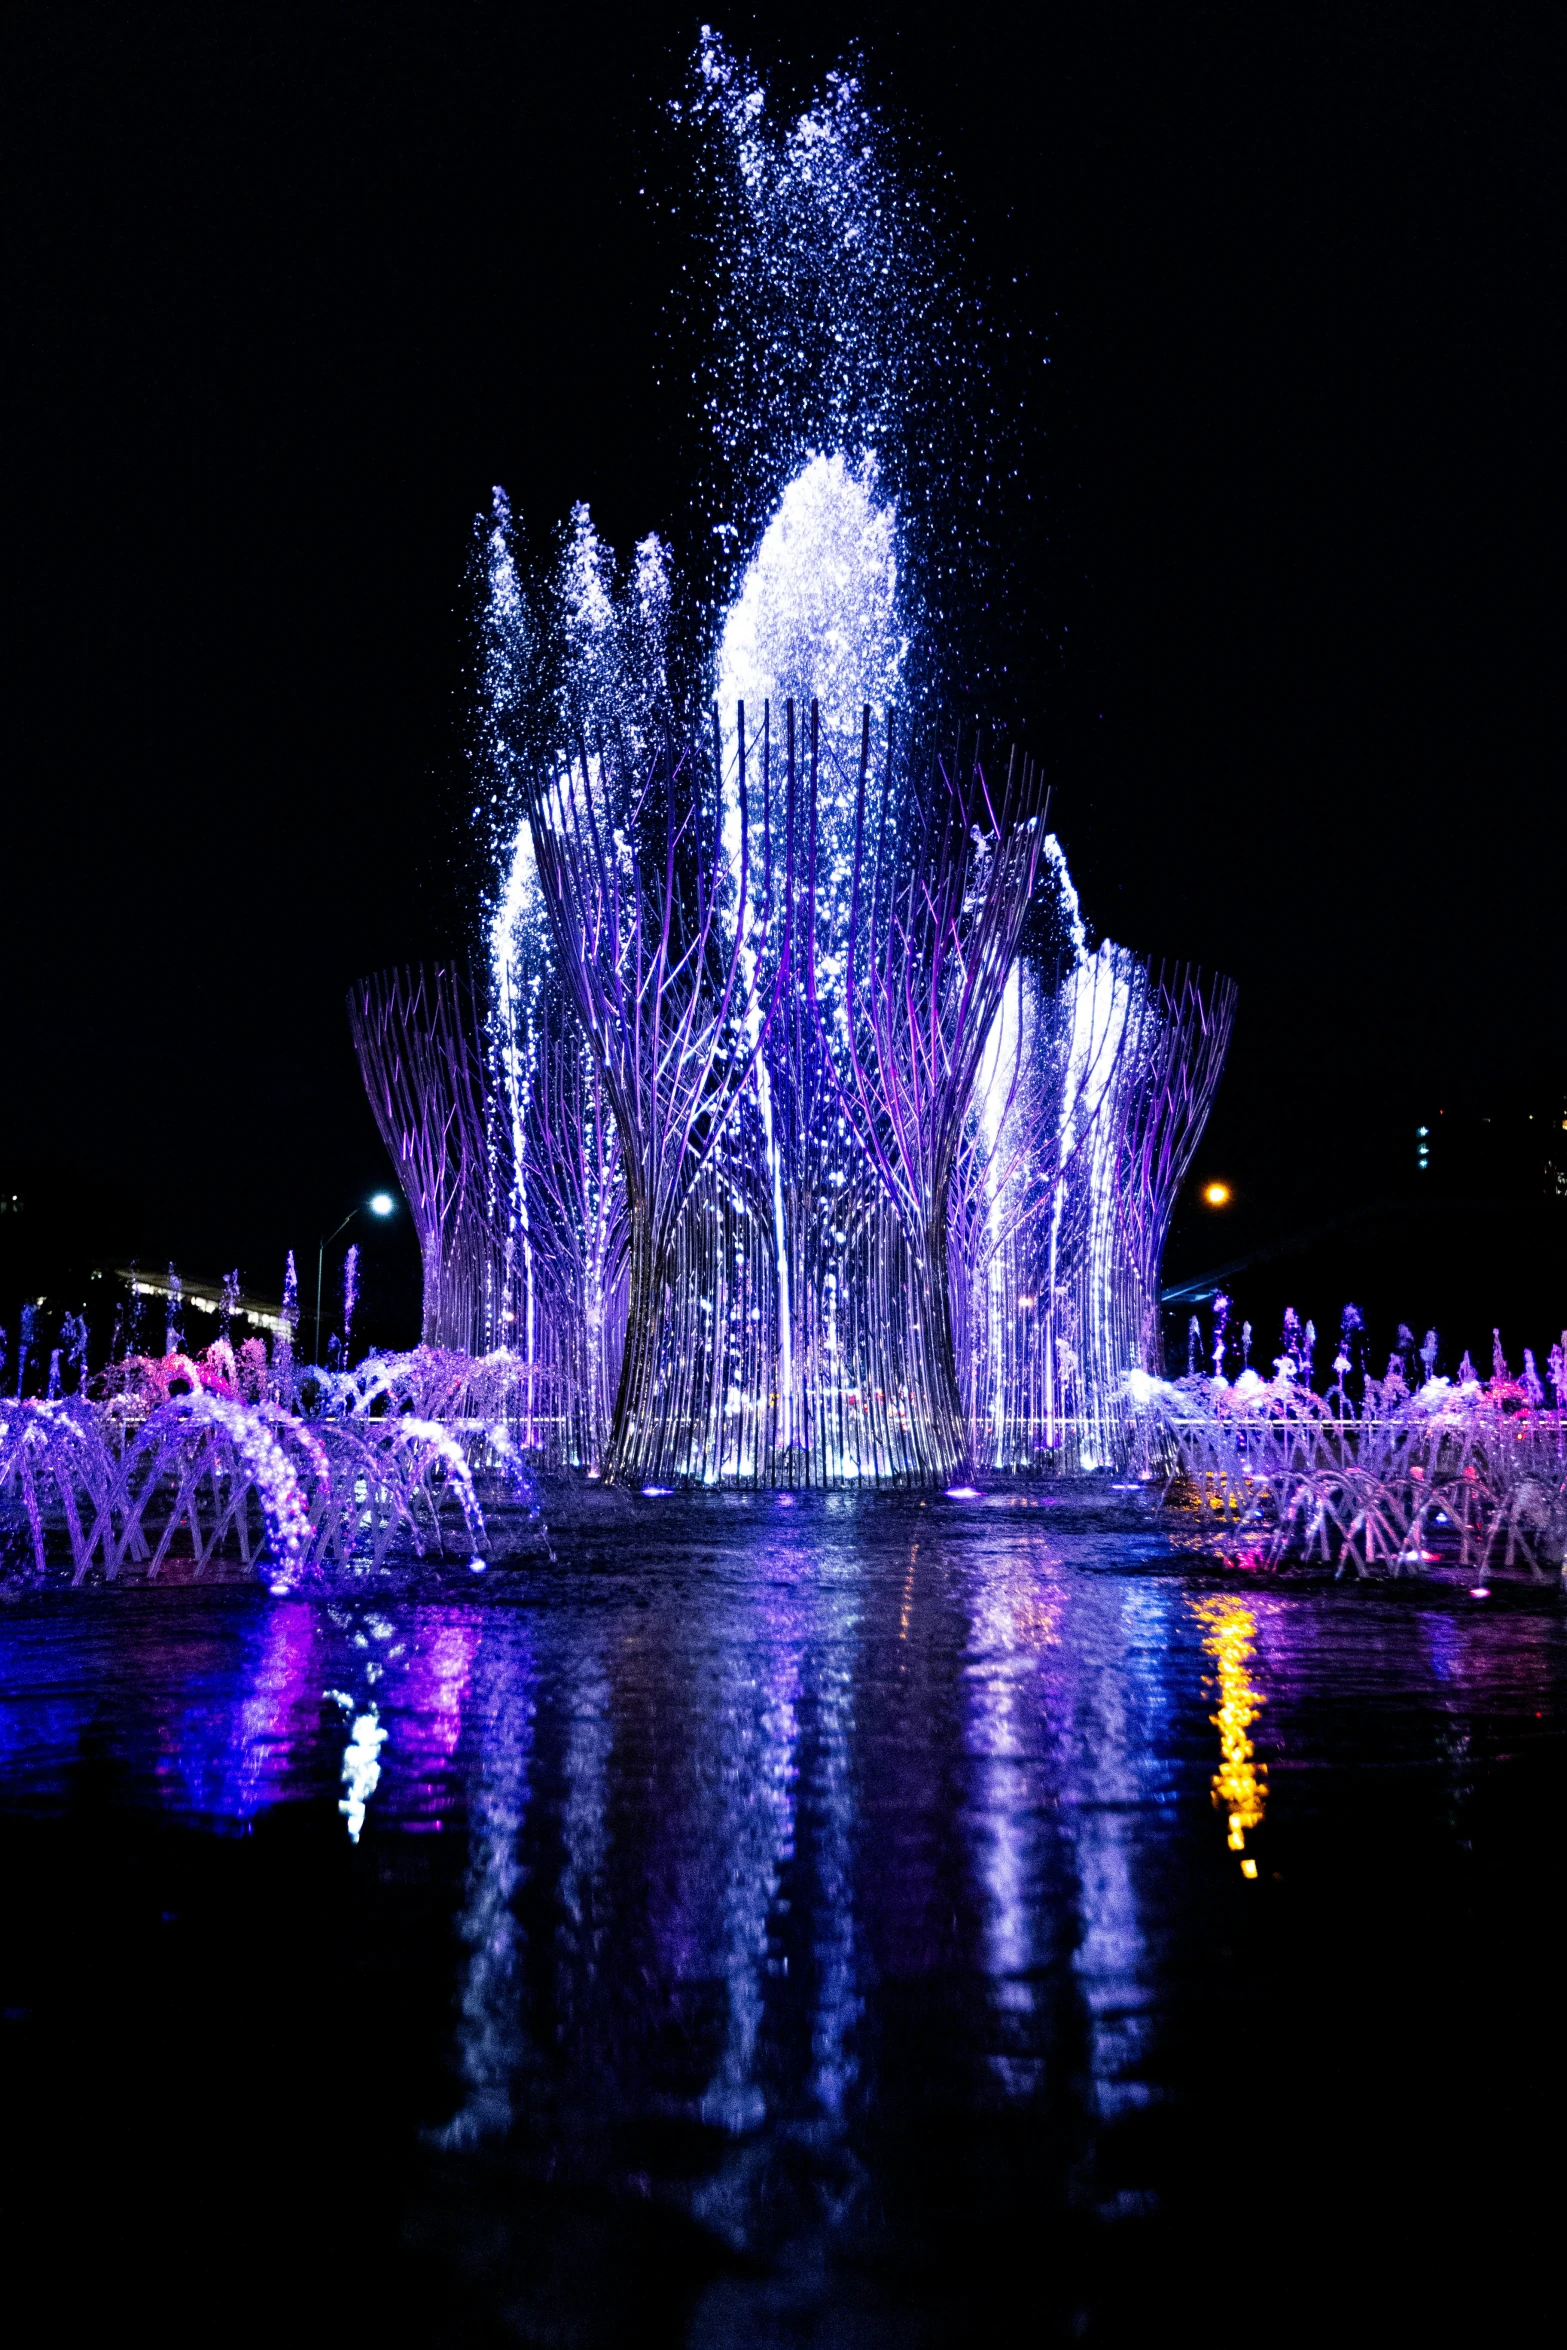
[{"xmin": 8, "ymin": 4, "xmax": 1564, "ymax": 1363}]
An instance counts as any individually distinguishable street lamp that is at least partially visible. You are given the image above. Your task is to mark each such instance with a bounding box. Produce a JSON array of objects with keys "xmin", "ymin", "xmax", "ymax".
[{"xmin": 315, "ymin": 1192, "xmax": 396, "ymax": 1364}]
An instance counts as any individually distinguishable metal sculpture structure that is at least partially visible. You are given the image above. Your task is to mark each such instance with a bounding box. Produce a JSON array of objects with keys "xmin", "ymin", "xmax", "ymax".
[
  {"xmin": 508, "ymin": 987, "xmax": 628, "ymax": 1472},
  {"xmin": 831, "ymin": 713, "xmax": 1049, "ymax": 1479},
  {"xmin": 348, "ymin": 963, "xmax": 502, "ymax": 1356},
  {"xmin": 580, "ymin": 706, "xmax": 1053, "ymax": 1488},
  {"xmin": 352, "ymin": 701, "xmax": 1231, "ymax": 1483},
  {"xmin": 1054, "ymin": 952, "xmax": 1237, "ymax": 1467},
  {"xmin": 520, "ymin": 720, "xmax": 790, "ymax": 1483},
  {"xmin": 948, "ymin": 948, "xmax": 1236, "ymax": 1472}
]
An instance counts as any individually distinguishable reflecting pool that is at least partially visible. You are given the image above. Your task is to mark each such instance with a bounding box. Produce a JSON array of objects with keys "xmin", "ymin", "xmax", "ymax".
[{"xmin": 1, "ymin": 1489, "xmax": 1562, "ymax": 2342}]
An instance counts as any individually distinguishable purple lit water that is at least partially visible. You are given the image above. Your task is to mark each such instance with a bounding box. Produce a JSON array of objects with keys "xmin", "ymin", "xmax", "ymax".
[{"xmin": 1, "ymin": 1491, "xmax": 1562, "ymax": 2338}]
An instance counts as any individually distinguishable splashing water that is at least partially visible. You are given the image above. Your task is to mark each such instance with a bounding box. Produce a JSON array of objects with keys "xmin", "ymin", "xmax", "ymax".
[
  {"xmin": 417, "ymin": 35, "xmax": 1231, "ymax": 1485},
  {"xmin": 0, "ymin": 1340, "xmax": 557, "ymax": 1589},
  {"xmin": 669, "ymin": 30, "xmax": 1037, "ymax": 713},
  {"xmin": 1133, "ymin": 1314, "xmax": 1567, "ymax": 1578},
  {"xmin": 715, "ymin": 451, "xmax": 907, "ymax": 773}
]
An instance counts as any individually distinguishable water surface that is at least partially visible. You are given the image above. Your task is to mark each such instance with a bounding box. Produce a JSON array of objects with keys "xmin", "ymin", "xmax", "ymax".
[{"xmin": 1, "ymin": 1489, "xmax": 1561, "ymax": 2343}]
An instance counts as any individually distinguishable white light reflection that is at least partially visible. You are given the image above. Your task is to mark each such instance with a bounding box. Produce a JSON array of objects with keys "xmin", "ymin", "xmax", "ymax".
[
  {"xmin": 691, "ymin": 1555, "xmax": 862, "ymax": 2253},
  {"xmin": 556, "ymin": 1644, "xmax": 613, "ymax": 2061},
  {"xmin": 432, "ymin": 1622, "xmax": 537, "ymax": 2146},
  {"xmin": 806, "ymin": 1567, "xmax": 862, "ymax": 2125},
  {"xmin": 338, "ymin": 1708, "xmax": 386, "ymax": 1844},
  {"xmin": 964, "ymin": 1553, "xmax": 1066, "ymax": 2099},
  {"xmin": 697, "ymin": 1599, "xmax": 804, "ymax": 2141},
  {"xmin": 1065, "ymin": 1579, "xmax": 1175, "ymax": 2122}
]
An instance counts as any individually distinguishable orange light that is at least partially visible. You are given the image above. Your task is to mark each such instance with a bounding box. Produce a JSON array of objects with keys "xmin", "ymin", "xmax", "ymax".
[{"xmin": 1203, "ymin": 1181, "xmax": 1232, "ymax": 1208}]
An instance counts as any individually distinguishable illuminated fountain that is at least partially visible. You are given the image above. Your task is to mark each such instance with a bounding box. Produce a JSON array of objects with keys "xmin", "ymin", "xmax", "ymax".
[
  {"xmin": 343, "ymin": 423, "xmax": 1235, "ymax": 1485},
  {"xmin": 3, "ymin": 37, "xmax": 1559, "ymax": 1576},
  {"xmin": 1133, "ymin": 1321, "xmax": 1567, "ymax": 1578},
  {"xmin": 0, "ymin": 1374, "xmax": 499, "ymax": 1590},
  {"xmin": 7, "ymin": 32, "xmax": 1559, "ymax": 1608},
  {"xmin": 342, "ymin": 41, "xmax": 1237, "ymax": 1486},
  {"xmin": 0, "ymin": 1323, "xmax": 554, "ymax": 1588}
]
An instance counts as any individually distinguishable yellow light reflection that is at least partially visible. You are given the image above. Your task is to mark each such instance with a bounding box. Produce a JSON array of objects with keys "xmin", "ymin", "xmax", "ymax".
[{"xmin": 1190, "ymin": 1597, "xmax": 1267, "ymax": 1871}]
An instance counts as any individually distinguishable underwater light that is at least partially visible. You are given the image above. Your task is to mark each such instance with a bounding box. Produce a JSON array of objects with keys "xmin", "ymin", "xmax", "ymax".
[
  {"xmin": 945, "ymin": 1485, "xmax": 981, "ymax": 1499},
  {"xmin": 641, "ymin": 1485, "xmax": 674, "ymax": 1498}
]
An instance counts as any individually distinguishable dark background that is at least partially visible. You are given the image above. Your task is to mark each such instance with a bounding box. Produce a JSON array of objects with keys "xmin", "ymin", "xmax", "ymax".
[{"xmin": 6, "ymin": 2, "xmax": 1563, "ymax": 1367}]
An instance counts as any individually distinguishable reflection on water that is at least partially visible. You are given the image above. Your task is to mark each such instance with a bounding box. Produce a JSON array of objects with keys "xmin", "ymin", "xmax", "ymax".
[
  {"xmin": 1189, "ymin": 1597, "xmax": 1268, "ymax": 1875},
  {"xmin": 0, "ymin": 1499, "xmax": 1563, "ymax": 2337},
  {"xmin": 965, "ymin": 1548, "xmax": 1054, "ymax": 2098},
  {"xmin": 337, "ymin": 1706, "xmax": 386, "ymax": 1842},
  {"xmin": 1066, "ymin": 1579, "xmax": 1177, "ymax": 2124},
  {"xmin": 438, "ymin": 1621, "xmax": 533, "ymax": 2144}
]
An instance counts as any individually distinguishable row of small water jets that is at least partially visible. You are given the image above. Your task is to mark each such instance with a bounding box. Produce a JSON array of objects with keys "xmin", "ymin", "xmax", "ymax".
[
  {"xmin": 0, "ymin": 1248, "xmax": 362, "ymax": 1402},
  {"xmin": 9, "ymin": 1262, "xmax": 1562, "ymax": 1586},
  {"xmin": 0, "ymin": 1267, "xmax": 548, "ymax": 1587},
  {"xmin": 1135, "ymin": 1300, "xmax": 1567, "ymax": 1581}
]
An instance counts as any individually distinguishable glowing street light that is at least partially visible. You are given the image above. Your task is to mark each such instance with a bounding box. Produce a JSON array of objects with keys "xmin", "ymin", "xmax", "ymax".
[
  {"xmin": 1202, "ymin": 1181, "xmax": 1232, "ymax": 1208},
  {"xmin": 315, "ymin": 1193, "xmax": 398, "ymax": 1364}
]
